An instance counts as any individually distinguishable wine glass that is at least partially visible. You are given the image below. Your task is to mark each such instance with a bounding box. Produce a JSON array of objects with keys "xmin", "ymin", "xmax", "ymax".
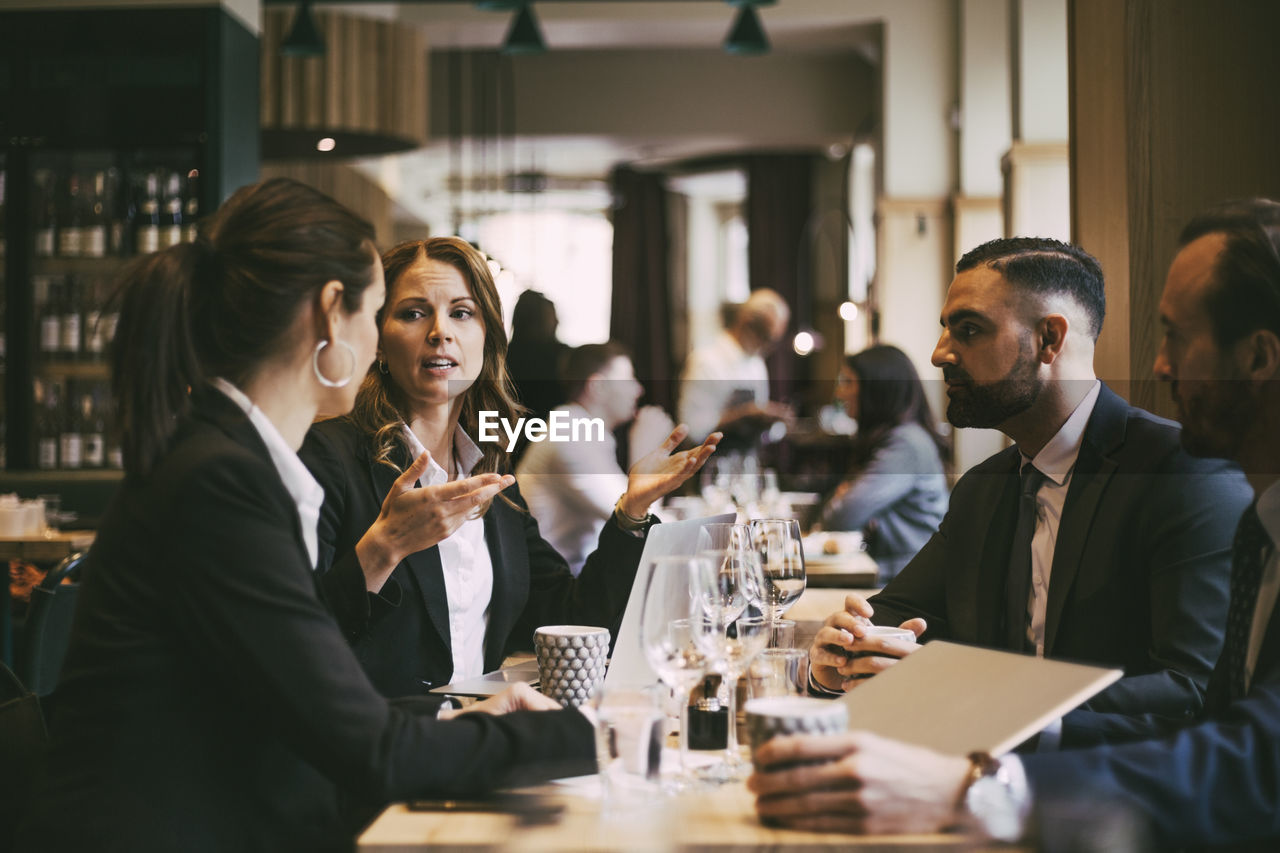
[
  {"xmin": 692, "ymin": 548, "xmax": 769, "ymax": 781},
  {"xmin": 696, "ymin": 521, "xmax": 751, "ymax": 554},
  {"xmin": 639, "ymin": 555, "xmax": 713, "ymax": 784},
  {"xmin": 750, "ymin": 519, "xmax": 807, "ymax": 621}
]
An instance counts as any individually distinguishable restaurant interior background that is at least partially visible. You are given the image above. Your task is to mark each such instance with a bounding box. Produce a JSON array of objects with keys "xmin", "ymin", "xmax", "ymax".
[{"xmin": 0, "ymin": 0, "xmax": 1278, "ymax": 527}]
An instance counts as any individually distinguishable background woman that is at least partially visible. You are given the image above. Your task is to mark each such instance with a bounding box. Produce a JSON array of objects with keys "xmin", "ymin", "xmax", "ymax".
[
  {"xmin": 300, "ymin": 237, "xmax": 719, "ymax": 698},
  {"xmin": 818, "ymin": 344, "xmax": 949, "ymax": 582},
  {"xmin": 17, "ymin": 180, "xmax": 593, "ymax": 853}
]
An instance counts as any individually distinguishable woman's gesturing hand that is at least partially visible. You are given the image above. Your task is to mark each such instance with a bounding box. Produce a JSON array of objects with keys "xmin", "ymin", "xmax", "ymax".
[
  {"xmin": 619, "ymin": 425, "xmax": 722, "ymax": 519},
  {"xmin": 355, "ymin": 450, "xmax": 515, "ymax": 591}
]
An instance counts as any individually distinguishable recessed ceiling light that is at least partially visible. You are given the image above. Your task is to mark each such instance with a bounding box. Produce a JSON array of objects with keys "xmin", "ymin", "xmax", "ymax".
[{"xmin": 316, "ymin": 137, "xmax": 337, "ymax": 152}]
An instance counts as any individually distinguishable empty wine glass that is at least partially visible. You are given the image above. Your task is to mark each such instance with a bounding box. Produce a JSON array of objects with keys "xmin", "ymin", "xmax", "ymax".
[
  {"xmin": 751, "ymin": 519, "xmax": 807, "ymax": 620},
  {"xmin": 639, "ymin": 555, "xmax": 713, "ymax": 784},
  {"xmin": 696, "ymin": 521, "xmax": 751, "ymax": 554},
  {"xmin": 692, "ymin": 547, "xmax": 768, "ymax": 781}
]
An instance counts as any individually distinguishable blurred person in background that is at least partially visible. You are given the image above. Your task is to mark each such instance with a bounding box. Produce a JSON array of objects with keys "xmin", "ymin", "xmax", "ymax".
[
  {"xmin": 16, "ymin": 179, "xmax": 590, "ymax": 853},
  {"xmin": 678, "ymin": 287, "xmax": 793, "ymax": 448},
  {"xmin": 517, "ymin": 342, "xmax": 675, "ymax": 576},
  {"xmin": 300, "ymin": 238, "xmax": 720, "ymax": 699},
  {"xmin": 506, "ymin": 289, "xmax": 567, "ymax": 439},
  {"xmin": 816, "ymin": 344, "xmax": 949, "ymax": 583}
]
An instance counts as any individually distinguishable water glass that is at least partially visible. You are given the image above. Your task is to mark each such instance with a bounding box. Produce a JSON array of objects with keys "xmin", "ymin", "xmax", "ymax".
[
  {"xmin": 747, "ymin": 648, "xmax": 808, "ymax": 700},
  {"xmin": 751, "ymin": 518, "xmax": 807, "ymax": 619},
  {"xmin": 592, "ymin": 684, "xmax": 664, "ymax": 806}
]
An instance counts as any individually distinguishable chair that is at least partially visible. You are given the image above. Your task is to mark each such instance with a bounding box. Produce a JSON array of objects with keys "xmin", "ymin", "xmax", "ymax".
[
  {"xmin": 20, "ymin": 551, "xmax": 87, "ymax": 698},
  {"xmin": 0, "ymin": 661, "xmax": 47, "ymax": 852}
]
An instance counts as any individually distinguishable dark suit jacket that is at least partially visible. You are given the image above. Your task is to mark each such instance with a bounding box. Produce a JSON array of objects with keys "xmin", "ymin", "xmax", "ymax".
[
  {"xmin": 16, "ymin": 389, "xmax": 594, "ymax": 853},
  {"xmin": 300, "ymin": 417, "xmax": 646, "ymax": 698},
  {"xmin": 869, "ymin": 384, "xmax": 1251, "ymax": 723},
  {"xmin": 1022, "ymin": 566, "xmax": 1280, "ymax": 848}
]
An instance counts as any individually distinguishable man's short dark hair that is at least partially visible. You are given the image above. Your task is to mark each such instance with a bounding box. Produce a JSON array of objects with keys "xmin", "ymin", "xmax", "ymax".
[
  {"xmin": 955, "ymin": 237, "xmax": 1106, "ymax": 340},
  {"xmin": 1178, "ymin": 198, "xmax": 1280, "ymax": 346},
  {"xmin": 562, "ymin": 341, "xmax": 630, "ymax": 402}
]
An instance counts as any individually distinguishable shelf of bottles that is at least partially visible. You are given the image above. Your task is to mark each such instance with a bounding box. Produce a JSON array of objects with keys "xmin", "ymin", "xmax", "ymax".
[{"xmin": 25, "ymin": 148, "xmax": 200, "ymax": 472}]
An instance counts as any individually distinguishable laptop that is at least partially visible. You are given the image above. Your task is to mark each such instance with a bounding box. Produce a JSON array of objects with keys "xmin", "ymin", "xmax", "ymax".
[{"xmin": 430, "ymin": 513, "xmax": 735, "ymax": 698}]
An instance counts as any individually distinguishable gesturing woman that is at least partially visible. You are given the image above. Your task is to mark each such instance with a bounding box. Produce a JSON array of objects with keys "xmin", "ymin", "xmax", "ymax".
[
  {"xmin": 18, "ymin": 180, "xmax": 593, "ymax": 853},
  {"xmin": 300, "ymin": 237, "xmax": 719, "ymax": 697}
]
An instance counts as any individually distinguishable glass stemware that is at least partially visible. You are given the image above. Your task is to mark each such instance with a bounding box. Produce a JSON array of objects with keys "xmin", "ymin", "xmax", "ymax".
[
  {"xmin": 692, "ymin": 547, "xmax": 769, "ymax": 781},
  {"xmin": 639, "ymin": 555, "xmax": 713, "ymax": 784},
  {"xmin": 750, "ymin": 518, "xmax": 807, "ymax": 621}
]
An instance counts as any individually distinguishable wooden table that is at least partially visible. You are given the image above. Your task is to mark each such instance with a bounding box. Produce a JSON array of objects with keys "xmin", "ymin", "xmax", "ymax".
[
  {"xmin": 359, "ymin": 780, "xmax": 984, "ymax": 851},
  {"xmin": 0, "ymin": 529, "xmax": 95, "ymax": 563}
]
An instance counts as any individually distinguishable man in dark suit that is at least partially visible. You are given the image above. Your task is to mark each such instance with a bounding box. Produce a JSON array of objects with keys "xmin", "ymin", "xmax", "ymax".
[
  {"xmin": 751, "ymin": 199, "xmax": 1280, "ymax": 848},
  {"xmin": 809, "ymin": 237, "xmax": 1251, "ymax": 732}
]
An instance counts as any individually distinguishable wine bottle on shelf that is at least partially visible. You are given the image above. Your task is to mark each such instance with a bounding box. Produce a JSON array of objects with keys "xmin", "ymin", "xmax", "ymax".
[
  {"xmin": 105, "ymin": 396, "xmax": 124, "ymax": 470},
  {"xmin": 32, "ymin": 168, "xmax": 58, "ymax": 258},
  {"xmin": 0, "ymin": 168, "xmax": 7, "ymax": 259},
  {"xmin": 60, "ymin": 171, "xmax": 85, "ymax": 258},
  {"xmin": 38, "ymin": 276, "xmax": 62, "ymax": 361},
  {"xmin": 82, "ymin": 390, "xmax": 106, "ymax": 469},
  {"xmin": 84, "ymin": 171, "xmax": 108, "ymax": 258},
  {"xmin": 84, "ymin": 277, "xmax": 105, "ymax": 361},
  {"xmin": 160, "ymin": 171, "xmax": 183, "ymax": 250},
  {"xmin": 106, "ymin": 167, "xmax": 129, "ymax": 256},
  {"xmin": 136, "ymin": 171, "xmax": 161, "ymax": 255},
  {"xmin": 35, "ymin": 381, "xmax": 59, "ymax": 470},
  {"xmin": 60, "ymin": 275, "xmax": 83, "ymax": 361},
  {"xmin": 182, "ymin": 169, "xmax": 200, "ymax": 243},
  {"xmin": 59, "ymin": 380, "xmax": 84, "ymax": 470}
]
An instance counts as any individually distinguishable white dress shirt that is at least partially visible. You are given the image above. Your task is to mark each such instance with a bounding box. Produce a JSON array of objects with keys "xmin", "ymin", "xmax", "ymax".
[
  {"xmin": 515, "ymin": 403, "xmax": 628, "ymax": 576},
  {"xmin": 1246, "ymin": 481, "xmax": 1280, "ymax": 692},
  {"xmin": 210, "ymin": 378, "xmax": 324, "ymax": 569},
  {"xmin": 401, "ymin": 424, "xmax": 494, "ymax": 682},
  {"xmin": 677, "ymin": 331, "xmax": 770, "ymax": 440},
  {"xmin": 1020, "ymin": 380, "xmax": 1102, "ymax": 658}
]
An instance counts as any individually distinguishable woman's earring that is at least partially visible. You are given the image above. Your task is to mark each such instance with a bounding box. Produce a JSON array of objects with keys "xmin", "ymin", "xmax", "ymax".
[
  {"xmin": 378, "ymin": 358, "xmax": 389, "ymax": 375},
  {"xmin": 314, "ymin": 339, "xmax": 357, "ymax": 388}
]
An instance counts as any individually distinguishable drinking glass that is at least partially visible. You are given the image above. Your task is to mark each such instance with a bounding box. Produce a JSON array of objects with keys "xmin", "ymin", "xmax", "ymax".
[
  {"xmin": 751, "ymin": 519, "xmax": 807, "ymax": 620},
  {"xmin": 639, "ymin": 555, "xmax": 712, "ymax": 784},
  {"xmin": 692, "ymin": 547, "xmax": 769, "ymax": 781}
]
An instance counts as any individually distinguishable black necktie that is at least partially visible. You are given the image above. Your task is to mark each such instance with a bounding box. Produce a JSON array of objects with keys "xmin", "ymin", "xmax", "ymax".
[
  {"xmin": 1226, "ymin": 504, "xmax": 1270, "ymax": 699},
  {"xmin": 1005, "ymin": 464, "xmax": 1046, "ymax": 652}
]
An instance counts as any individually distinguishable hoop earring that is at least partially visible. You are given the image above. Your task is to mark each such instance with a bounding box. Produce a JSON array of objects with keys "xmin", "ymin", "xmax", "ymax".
[
  {"xmin": 314, "ymin": 339, "xmax": 357, "ymax": 388},
  {"xmin": 378, "ymin": 358, "xmax": 389, "ymax": 375}
]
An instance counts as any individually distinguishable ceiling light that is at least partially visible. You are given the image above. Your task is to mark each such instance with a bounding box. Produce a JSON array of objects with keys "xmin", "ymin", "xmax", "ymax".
[
  {"xmin": 793, "ymin": 331, "xmax": 815, "ymax": 356},
  {"xmin": 724, "ymin": 5, "xmax": 769, "ymax": 55},
  {"xmin": 281, "ymin": 1, "xmax": 325, "ymax": 57},
  {"xmin": 502, "ymin": 4, "xmax": 547, "ymax": 55},
  {"xmin": 838, "ymin": 301, "xmax": 859, "ymax": 322},
  {"xmin": 316, "ymin": 137, "xmax": 336, "ymax": 152}
]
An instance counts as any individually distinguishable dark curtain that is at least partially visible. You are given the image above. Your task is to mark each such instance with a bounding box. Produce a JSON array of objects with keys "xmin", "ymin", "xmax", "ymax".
[
  {"xmin": 746, "ymin": 154, "xmax": 815, "ymax": 402},
  {"xmin": 609, "ymin": 166, "xmax": 675, "ymax": 412}
]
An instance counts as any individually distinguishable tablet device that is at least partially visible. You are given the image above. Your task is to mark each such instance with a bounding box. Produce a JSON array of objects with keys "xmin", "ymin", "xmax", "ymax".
[{"xmin": 837, "ymin": 640, "xmax": 1122, "ymax": 756}]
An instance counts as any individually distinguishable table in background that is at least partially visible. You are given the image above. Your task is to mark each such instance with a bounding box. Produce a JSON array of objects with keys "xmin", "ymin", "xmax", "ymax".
[
  {"xmin": 1, "ymin": 530, "xmax": 94, "ymax": 668},
  {"xmin": 359, "ymin": 781, "xmax": 984, "ymax": 852}
]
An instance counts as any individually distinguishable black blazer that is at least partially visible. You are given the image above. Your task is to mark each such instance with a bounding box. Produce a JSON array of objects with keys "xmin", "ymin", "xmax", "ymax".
[
  {"xmin": 1022, "ymin": 562, "xmax": 1280, "ymax": 848},
  {"xmin": 300, "ymin": 417, "xmax": 646, "ymax": 698},
  {"xmin": 16, "ymin": 389, "xmax": 594, "ymax": 853},
  {"xmin": 870, "ymin": 384, "xmax": 1252, "ymax": 723}
]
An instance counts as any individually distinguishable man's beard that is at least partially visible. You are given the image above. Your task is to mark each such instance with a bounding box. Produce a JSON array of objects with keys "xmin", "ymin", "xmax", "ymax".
[
  {"xmin": 944, "ymin": 336, "xmax": 1042, "ymax": 429},
  {"xmin": 1174, "ymin": 376, "xmax": 1255, "ymax": 460}
]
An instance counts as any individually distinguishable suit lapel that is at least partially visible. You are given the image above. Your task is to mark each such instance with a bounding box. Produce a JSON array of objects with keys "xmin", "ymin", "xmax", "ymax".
[
  {"xmin": 197, "ymin": 387, "xmax": 311, "ymax": 561},
  {"xmin": 366, "ymin": 451, "xmax": 453, "ymax": 659},
  {"xmin": 482, "ymin": 500, "xmax": 525, "ymax": 671},
  {"xmin": 1043, "ymin": 385, "xmax": 1125, "ymax": 655},
  {"xmin": 972, "ymin": 453, "xmax": 1022, "ymax": 647}
]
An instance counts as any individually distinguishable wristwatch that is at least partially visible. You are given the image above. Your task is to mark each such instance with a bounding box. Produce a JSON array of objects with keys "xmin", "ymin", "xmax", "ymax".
[
  {"xmin": 613, "ymin": 497, "xmax": 656, "ymax": 534},
  {"xmin": 961, "ymin": 752, "xmax": 1029, "ymax": 842}
]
